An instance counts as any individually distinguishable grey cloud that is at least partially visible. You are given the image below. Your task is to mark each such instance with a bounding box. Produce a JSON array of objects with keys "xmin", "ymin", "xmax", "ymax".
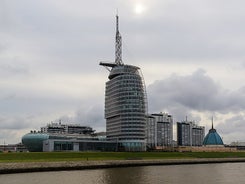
[
  {"xmin": 0, "ymin": 95, "xmax": 82, "ymax": 115},
  {"xmin": 147, "ymin": 69, "xmax": 245, "ymax": 115},
  {"xmin": 123, "ymin": 0, "xmax": 245, "ymax": 62},
  {"xmin": 75, "ymin": 105, "xmax": 105, "ymax": 132},
  {"xmin": 0, "ymin": 63, "xmax": 29, "ymax": 76},
  {"xmin": 3, "ymin": 0, "xmax": 245, "ymax": 77},
  {"xmin": 1, "ymin": 0, "xmax": 245, "ymax": 143},
  {"xmin": 0, "ymin": 43, "xmax": 7, "ymax": 53},
  {"xmin": 0, "ymin": 129, "xmax": 23, "ymax": 144},
  {"xmin": 56, "ymin": 104, "xmax": 105, "ymax": 132},
  {"xmin": 0, "ymin": 1, "xmax": 115, "ymax": 75},
  {"xmin": 1, "ymin": 94, "xmax": 16, "ymax": 101},
  {"xmin": 216, "ymin": 114, "xmax": 245, "ymax": 135},
  {"xmin": 0, "ymin": 115, "xmax": 33, "ymax": 130}
]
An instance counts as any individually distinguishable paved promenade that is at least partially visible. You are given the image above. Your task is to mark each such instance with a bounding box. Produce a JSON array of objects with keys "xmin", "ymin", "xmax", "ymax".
[{"xmin": 1, "ymin": 158, "xmax": 245, "ymax": 174}]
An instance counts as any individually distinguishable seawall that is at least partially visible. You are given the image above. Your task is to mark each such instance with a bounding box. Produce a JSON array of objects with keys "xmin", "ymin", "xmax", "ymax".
[{"xmin": 1, "ymin": 158, "xmax": 245, "ymax": 174}]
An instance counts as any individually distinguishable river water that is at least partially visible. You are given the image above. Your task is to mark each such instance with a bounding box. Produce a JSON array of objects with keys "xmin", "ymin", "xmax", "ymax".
[{"xmin": 1, "ymin": 163, "xmax": 245, "ymax": 184}]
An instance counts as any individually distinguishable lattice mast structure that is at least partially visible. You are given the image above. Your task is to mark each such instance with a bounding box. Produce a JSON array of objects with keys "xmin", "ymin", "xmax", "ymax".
[
  {"xmin": 115, "ymin": 14, "xmax": 123, "ymax": 65},
  {"xmin": 100, "ymin": 15, "xmax": 148, "ymax": 151}
]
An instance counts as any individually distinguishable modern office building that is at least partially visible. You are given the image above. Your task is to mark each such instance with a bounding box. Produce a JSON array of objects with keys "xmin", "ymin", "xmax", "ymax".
[
  {"xmin": 146, "ymin": 115, "xmax": 156, "ymax": 149},
  {"xmin": 100, "ymin": 15, "xmax": 147, "ymax": 151},
  {"xmin": 146, "ymin": 112, "xmax": 173, "ymax": 149},
  {"xmin": 22, "ymin": 132, "xmax": 117, "ymax": 152},
  {"xmin": 177, "ymin": 121, "xmax": 191, "ymax": 146},
  {"xmin": 177, "ymin": 120, "xmax": 205, "ymax": 146},
  {"xmin": 40, "ymin": 121, "xmax": 94, "ymax": 135},
  {"xmin": 22, "ymin": 122, "xmax": 117, "ymax": 152}
]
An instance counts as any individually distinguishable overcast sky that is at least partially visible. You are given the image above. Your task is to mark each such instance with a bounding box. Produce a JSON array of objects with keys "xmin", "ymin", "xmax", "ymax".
[{"xmin": 1, "ymin": 0, "xmax": 245, "ymax": 144}]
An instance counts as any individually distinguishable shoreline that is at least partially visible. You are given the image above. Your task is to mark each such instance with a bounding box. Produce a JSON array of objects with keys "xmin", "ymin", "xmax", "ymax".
[{"xmin": 1, "ymin": 158, "xmax": 245, "ymax": 174}]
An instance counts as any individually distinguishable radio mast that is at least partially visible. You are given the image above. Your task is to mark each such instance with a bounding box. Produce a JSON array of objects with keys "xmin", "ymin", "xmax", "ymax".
[{"xmin": 115, "ymin": 14, "xmax": 123, "ymax": 65}]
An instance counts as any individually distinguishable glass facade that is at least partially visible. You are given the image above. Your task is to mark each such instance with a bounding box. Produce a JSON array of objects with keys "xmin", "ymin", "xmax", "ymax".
[
  {"xmin": 146, "ymin": 116, "xmax": 156, "ymax": 149},
  {"xmin": 177, "ymin": 121, "xmax": 205, "ymax": 146},
  {"xmin": 104, "ymin": 65, "xmax": 147, "ymax": 151},
  {"xmin": 100, "ymin": 15, "xmax": 147, "ymax": 151},
  {"xmin": 54, "ymin": 141, "xmax": 73, "ymax": 151},
  {"xmin": 22, "ymin": 133, "xmax": 49, "ymax": 152},
  {"xmin": 79, "ymin": 142, "xmax": 117, "ymax": 152},
  {"xmin": 192, "ymin": 127, "xmax": 205, "ymax": 146},
  {"xmin": 146, "ymin": 113, "xmax": 173, "ymax": 149},
  {"xmin": 177, "ymin": 122, "xmax": 192, "ymax": 146},
  {"xmin": 52, "ymin": 141, "xmax": 117, "ymax": 151}
]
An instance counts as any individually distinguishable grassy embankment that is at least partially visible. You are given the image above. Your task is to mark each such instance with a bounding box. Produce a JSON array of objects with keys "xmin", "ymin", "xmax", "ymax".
[{"xmin": 1, "ymin": 152, "xmax": 245, "ymax": 163}]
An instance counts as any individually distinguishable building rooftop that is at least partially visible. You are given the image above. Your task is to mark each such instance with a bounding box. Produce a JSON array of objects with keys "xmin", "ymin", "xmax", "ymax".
[{"xmin": 203, "ymin": 127, "xmax": 223, "ymax": 146}]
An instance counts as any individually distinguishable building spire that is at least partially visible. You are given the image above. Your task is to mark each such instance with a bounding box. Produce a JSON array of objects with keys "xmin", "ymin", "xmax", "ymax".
[
  {"xmin": 211, "ymin": 116, "xmax": 214, "ymax": 129},
  {"xmin": 115, "ymin": 14, "xmax": 123, "ymax": 65}
]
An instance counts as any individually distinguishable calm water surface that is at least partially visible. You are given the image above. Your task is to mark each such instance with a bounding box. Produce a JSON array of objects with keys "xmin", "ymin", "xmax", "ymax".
[{"xmin": 1, "ymin": 163, "xmax": 245, "ymax": 184}]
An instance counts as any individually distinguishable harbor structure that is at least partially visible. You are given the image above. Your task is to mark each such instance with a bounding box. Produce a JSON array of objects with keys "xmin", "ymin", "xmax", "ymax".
[{"xmin": 100, "ymin": 15, "xmax": 147, "ymax": 151}]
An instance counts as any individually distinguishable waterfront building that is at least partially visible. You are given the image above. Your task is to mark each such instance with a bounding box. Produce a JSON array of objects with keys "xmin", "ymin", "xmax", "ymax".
[
  {"xmin": 177, "ymin": 120, "xmax": 205, "ymax": 146},
  {"xmin": 100, "ymin": 15, "xmax": 147, "ymax": 151},
  {"xmin": 146, "ymin": 115, "xmax": 156, "ymax": 149},
  {"xmin": 146, "ymin": 113, "xmax": 173, "ymax": 149},
  {"xmin": 0, "ymin": 143, "xmax": 27, "ymax": 152},
  {"xmin": 22, "ymin": 121, "xmax": 117, "ymax": 152},
  {"xmin": 22, "ymin": 132, "xmax": 117, "ymax": 152},
  {"xmin": 192, "ymin": 126, "xmax": 205, "ymax": 146},
  {"xmin": 203, "ymin": 119, "xmax": 224, "ymax": 146},
  {"xmin": 230, "ymin": 142, "xmax": 245, "ymax": 150},
  {"xmin": 41, "ymin": 121, "xmax": 94, "ymax": 135},
  {"xmin": 177, "ymin": 121, "xmax": 191, "ymax": 146}
]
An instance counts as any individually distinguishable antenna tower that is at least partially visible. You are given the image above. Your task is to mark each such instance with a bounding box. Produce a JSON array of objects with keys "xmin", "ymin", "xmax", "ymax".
[{"xmin": 115, "ymin": 15, "xmax": 123, "ymax": 65}]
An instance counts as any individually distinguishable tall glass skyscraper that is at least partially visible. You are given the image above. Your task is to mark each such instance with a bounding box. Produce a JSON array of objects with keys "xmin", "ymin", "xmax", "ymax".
[{"xmin": 100, "ymin": 15, "xmax": 147, "ymax": 151}]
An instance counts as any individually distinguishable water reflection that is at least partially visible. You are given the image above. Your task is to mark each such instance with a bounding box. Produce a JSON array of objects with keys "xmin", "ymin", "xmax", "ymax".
[
  {"xmin": 1, "ymin": 163, "xmax": 245, "ymax": 184},
  {"xmin": 102, "ymin": 167, "xmax": 145, "ymax": 184}
]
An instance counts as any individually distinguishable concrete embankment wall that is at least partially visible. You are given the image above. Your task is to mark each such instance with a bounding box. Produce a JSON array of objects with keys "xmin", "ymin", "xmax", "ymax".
[{"xmin": 1, "ymin": 158, "xmax": 245, "ymax": 174}]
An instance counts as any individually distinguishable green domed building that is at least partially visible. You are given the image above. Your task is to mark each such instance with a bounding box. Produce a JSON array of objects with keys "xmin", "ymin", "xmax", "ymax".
[
  {"xmin": 22, "ymin": 133, "xmax": 49, "ymax": 152},
  {"xmin": 21, "ymin": 122, "xmax": 118, "ymax": 152}
]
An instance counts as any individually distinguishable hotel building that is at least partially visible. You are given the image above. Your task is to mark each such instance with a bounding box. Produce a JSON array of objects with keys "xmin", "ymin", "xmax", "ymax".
[{"xmin": 100, "ymin": 15, "xmax": 147, "ymax": 151}]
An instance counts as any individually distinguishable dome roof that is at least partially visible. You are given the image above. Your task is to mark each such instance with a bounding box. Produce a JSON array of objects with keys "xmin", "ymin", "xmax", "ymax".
[
  {"xmin": 203, "ymin": 128, "xmax": 223, "ymax": 145},
  {"xmin": 22, "ymin": 133, "xmax": 49, "ymax": 152}
]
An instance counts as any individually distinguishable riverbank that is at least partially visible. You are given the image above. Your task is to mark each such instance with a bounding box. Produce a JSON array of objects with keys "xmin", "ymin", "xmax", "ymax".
[
  {"xmin": 2, "ymin": 151, "xmax": 245, "ymax": 162},
  {"xmin": 1, "ymin": 158, "xmax": 245, "ymax": 174}
]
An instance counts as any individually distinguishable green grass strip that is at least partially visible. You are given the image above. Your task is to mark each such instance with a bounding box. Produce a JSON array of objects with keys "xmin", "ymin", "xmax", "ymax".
[{"xmin": 1, "ymin": 152, "xmax": 245, "ymax": 163}]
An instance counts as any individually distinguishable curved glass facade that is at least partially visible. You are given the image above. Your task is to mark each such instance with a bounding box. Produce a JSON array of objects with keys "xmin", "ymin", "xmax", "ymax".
[
  {"xmin": 22, "ymin": 133, "xmax": 49, "ymax": 152},
  {"xmin": 104, "ymin": 64, "xmax": 147, "ymax": 151},
  {"xmin": 100, "ymin": 15, "xmax": 147, "ymax": 151}
]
